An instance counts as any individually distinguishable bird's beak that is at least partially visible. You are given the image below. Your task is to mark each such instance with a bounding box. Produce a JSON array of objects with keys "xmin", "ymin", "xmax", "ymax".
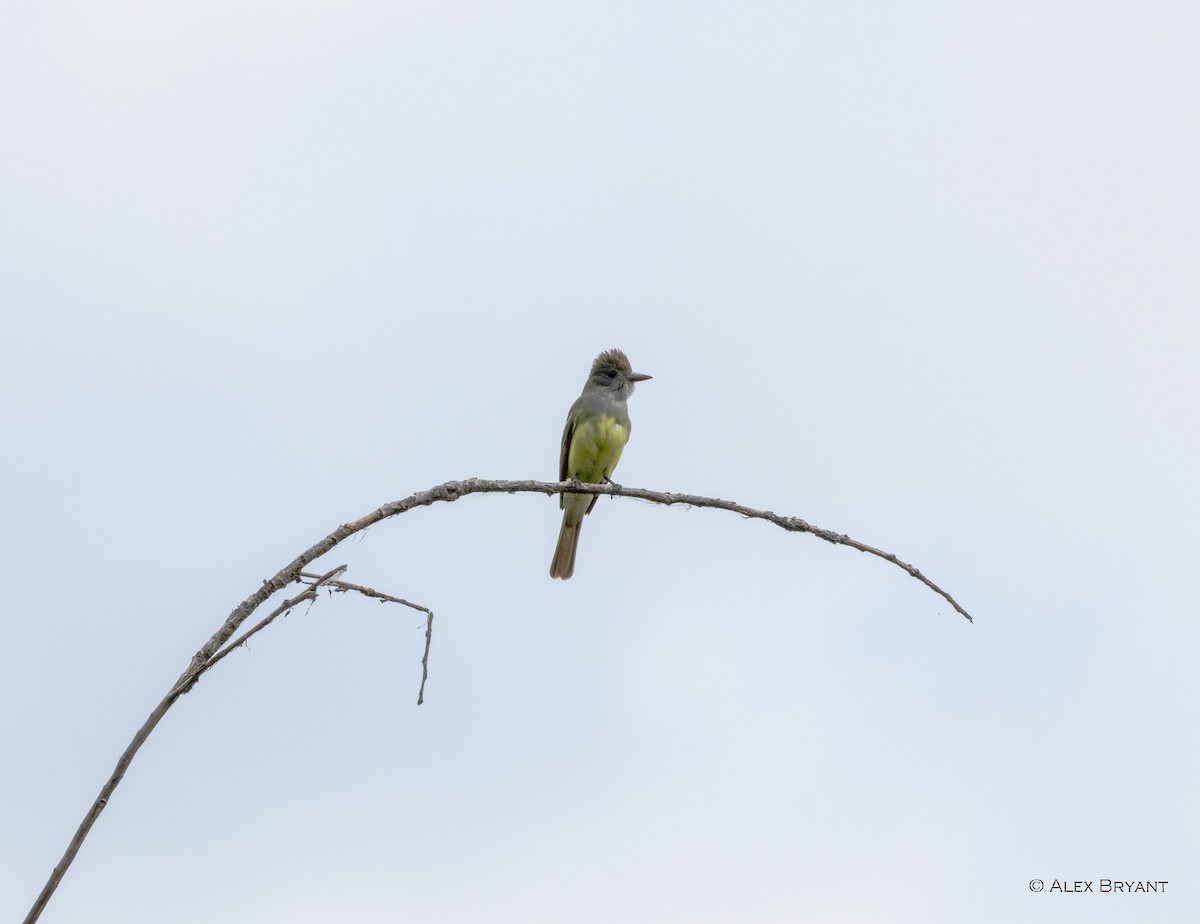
[{"xmin": 628, "ymin": 372, "xmax": 653, "ymax": 382}]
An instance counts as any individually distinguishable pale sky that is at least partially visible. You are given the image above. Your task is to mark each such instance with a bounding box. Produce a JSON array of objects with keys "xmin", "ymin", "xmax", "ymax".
[{"xmin": 3, "ymin": 3, "xmax": 1197, "ymax": 923}]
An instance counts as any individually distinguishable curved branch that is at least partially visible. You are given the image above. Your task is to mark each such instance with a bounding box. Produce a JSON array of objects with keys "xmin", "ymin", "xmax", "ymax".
[
  {"xmin": 24, "ymin": 478, "xmax": 971, "ymax": 924},
  {"xmin": 340, "ymin": 478, "xmax": 973, "ymax": 621}
]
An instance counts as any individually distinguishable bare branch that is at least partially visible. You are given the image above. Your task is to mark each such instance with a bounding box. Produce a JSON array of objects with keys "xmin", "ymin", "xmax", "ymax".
[
  {"xmin": 419, "ymin": 611, "xmax": 434, "ymax": 706},
  {"xmin": 202, "ymin": 566, "xmax": 349, "ymax": 674},
  {"xmin": 336, "ymin": 478, "xmax": 974, "ymax": 621},
  {"xmin": 25, "ymin": 477, "xmax": 971, "ymax": 924},
  {"xmin": 298, "ymin": 571, "xmax": 436, "ymax": 705},
  {"xmin": 300, "ymin": 572, "xmax": 432, "ymax": 616}
]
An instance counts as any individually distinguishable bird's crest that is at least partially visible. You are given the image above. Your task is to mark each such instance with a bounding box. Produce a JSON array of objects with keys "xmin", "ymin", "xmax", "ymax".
[{"xmin": 591, "ymin": 348, "xmax": 633, "ymax": 375}]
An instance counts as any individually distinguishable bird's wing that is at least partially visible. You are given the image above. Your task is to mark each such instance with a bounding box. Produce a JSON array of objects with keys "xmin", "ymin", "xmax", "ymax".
[{"xmin": 558, "ymin": 399, "xmax": 580, "ymax": 510}]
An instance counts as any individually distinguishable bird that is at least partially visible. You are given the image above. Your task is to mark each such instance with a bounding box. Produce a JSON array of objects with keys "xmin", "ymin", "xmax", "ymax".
[{"xmin": 550, "ymin": 348, "xmax": 652, "ymax": 579}]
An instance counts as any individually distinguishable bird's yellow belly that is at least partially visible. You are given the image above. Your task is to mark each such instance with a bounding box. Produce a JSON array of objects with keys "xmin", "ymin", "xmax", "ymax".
[{"xmin": 567, "ymin": 415, "xmax": 629, "ymax": 483}]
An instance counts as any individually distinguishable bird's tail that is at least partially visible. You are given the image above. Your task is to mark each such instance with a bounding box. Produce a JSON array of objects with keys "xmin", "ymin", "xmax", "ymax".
[{"xmin": 549, "ymin": 516, "xmax": 582, "ymax": 579}]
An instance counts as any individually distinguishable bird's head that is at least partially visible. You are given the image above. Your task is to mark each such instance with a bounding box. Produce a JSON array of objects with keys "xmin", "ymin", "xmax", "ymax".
[{"xmin": 587, "ymin": 348, "xmax": 652, "ymax": 396}]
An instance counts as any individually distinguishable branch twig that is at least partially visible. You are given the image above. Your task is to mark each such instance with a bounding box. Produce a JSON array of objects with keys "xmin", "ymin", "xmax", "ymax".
[
  {"xmin": 202, "ymin": 566, "xmax": 349, "ymax": 674},
  {"xmin": 419, "ymin": 611, "xmax": 434, "ymax": 706},
  {"xmin": 301, "ymin": 572, "xmax": 431, "ymax": 615},
  {"xmin": 298, "ymin": 572, "xmax": 436, "ymax": 705},
  {"xmin": 25, "ymin": 477, "xmax": 971, "ymax": 924}
]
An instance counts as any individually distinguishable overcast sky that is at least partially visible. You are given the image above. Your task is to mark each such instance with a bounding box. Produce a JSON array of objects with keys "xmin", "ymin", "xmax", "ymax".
[{"xmin": 3, "ymin": 3, "xmax": 1197, "ymax": 923}]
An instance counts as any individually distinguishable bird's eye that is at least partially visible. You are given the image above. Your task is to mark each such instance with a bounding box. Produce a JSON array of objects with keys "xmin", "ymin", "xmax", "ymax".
[{"xmin": 606, "ymin": 369, "xmax": 618, "ymax": 379}]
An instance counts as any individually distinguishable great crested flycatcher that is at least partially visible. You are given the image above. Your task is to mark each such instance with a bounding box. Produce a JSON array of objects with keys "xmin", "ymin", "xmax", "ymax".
[{"xmin": 550, "ymin": 348, "xmax": 652, "ymax": 579}]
